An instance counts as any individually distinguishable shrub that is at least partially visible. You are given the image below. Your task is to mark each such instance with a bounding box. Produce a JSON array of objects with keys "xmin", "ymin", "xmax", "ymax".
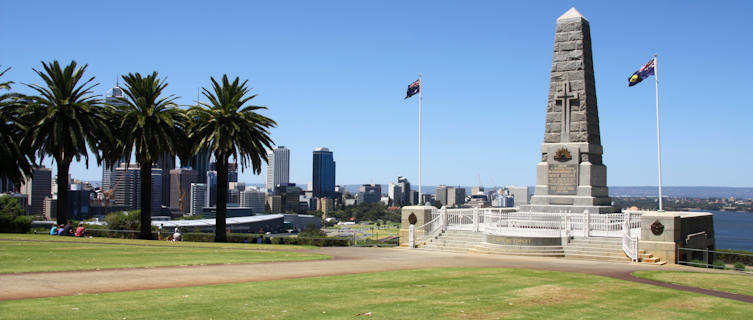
[
  {"xmin": 687, "ymin": 259, "xmax": 706, "ymax": 268},
  {"xmin": 712, "ymin": 260, "xmax": 726, "ymax": 270},
  {"xmin": 734, "ymin": 262, "xmax": 747, "ymax": 271}
]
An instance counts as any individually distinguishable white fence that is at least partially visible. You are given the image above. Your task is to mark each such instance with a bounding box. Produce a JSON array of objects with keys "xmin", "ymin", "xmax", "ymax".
[{"xmin": 417, "ymin": 207, "xmax": 643, "ymax": 259}]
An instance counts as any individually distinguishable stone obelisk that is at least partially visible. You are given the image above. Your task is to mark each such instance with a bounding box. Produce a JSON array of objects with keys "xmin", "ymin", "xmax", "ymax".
[{"xmin": 521, "ymin": 8, "xmax": 617, "ymax": 214}]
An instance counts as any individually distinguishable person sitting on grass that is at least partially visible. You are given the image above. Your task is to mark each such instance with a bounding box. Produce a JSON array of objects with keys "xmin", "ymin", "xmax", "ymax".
[
  {"xmin": 57, "ymin": 224, "xmax": 65, "ymax": 236},
  {"xmin": 50, "ymin": 224, "xmax": 58, "ymax": 235},
  {"xmin": 172, "ymin": 227, "xmax": 182, "ymax": 242},
  {"xmin": 75, "ymin": 222, "xmax": 86, "ymax": 237}
]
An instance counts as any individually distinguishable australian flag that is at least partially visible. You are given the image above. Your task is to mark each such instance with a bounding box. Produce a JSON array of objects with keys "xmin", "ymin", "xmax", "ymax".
[
  {"xmin": 405, "ymin": 79, "xmax": 420, "ymax": 99},
  {"xmin": 628, "ymin": 58, "xmax": 655, "ymax": 87}
]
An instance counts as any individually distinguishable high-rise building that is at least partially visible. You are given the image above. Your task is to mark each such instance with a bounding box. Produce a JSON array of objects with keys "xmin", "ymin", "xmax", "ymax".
[
  {"xmin": 156, "ymin": 153, "xmax": 175, "ymax": 208},
  {"xmin": 506, "ymin": 186, "xmax": 530, "ymax": 206},
  {"xmin": 275, "ymin": 183, "xmax": 301, "ymax": 213},
  {"xmin": 205, "ymin": 171, "xmax": 218, "ymax": 207},
  {"xmin": 189, "ymin": 150, "xmax": 210, "ymax": 184},
  {"xmin": 265, "ymin": 146, "xmax": 290, "ymax": 192},
  {"xmin": 169, "ymin": 168, "xmax": 198, "ymax": 213},
  {"xmin": 356, "ymin": 184, "xmax": 381, "ymax": 204},
  {"xmin": 0, "ymin": 177, "xmax": 15, "ymax": 193},
  {"xmin": 436, "ymin": 185, "xmax": 448, "ymax": 206},
  {"xmin": 113, "ymin": 164, "xmax": 162, "ymax": 215},
  {"xmin": 210, "ymin": 162, "xmax": 238, "ymax": 183},
  {"xmin": 20, "ymin": 167, "xmax": 52, "ymax": 215},
  {"xmin": 446, "ymin": 187, "xmax": 466, "ymax": 208},
  {"xmin": 312, "ymin": 147, "xmax": 335, "ymax": 198},
  {"xmin": 102, "ymin": 157, "xmax": 125, "ymax": 193},
  {"xmin": 190, "ymin": 183, "xmax": 207, "ymax": 216},
  {"xmin": 266, "ymin": 195, "xmax": 283, "ymax": 213},
  {"xmin": 240, "ymin": 187, "xmax": 266, "ymax": 215},
  {"xmin": 397, "ymin": 176, "xmax": 412, "ymax": 206},
  {"xmin": 388, "ymin": 183, "xmax": 402, "ymax": 207}
]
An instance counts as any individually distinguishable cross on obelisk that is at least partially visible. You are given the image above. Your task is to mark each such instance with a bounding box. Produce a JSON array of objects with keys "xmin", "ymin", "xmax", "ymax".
[{"xmin": 556, "ymin": 82, "xmax": 577, "ymax": 143}]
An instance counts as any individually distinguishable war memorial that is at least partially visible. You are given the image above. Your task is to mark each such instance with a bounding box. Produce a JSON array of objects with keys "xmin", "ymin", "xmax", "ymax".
[{"xmin": 400, "ymin": 8, "xmax": 715, "ymax": 265}]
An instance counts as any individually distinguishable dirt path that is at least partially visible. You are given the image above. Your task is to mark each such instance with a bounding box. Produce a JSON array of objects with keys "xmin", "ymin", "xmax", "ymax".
[{"xmin": 1, "ymin": 246, "xmax": 751, "ymax": 303}]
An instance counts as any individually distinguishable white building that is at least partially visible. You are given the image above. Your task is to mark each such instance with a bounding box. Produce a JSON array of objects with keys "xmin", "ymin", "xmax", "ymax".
[
  {"xmin": 265, "ymin": 146, "xmax": 290, "ymax": 192},
  {"xmin": 190, "ymin": 183, "xmax": 207, "ymax": 216}
]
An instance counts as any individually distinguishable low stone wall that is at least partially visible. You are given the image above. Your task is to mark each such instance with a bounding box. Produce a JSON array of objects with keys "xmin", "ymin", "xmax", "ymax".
[{"xmin": 484, "ymin": 234, "xmax": 561, "ymax": 246}]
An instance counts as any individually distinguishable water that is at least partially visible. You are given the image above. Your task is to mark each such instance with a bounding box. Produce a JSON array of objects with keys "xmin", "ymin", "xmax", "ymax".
[{"xmin": 705, "ymin": 210, "xmax": 753, "ymax": 252}]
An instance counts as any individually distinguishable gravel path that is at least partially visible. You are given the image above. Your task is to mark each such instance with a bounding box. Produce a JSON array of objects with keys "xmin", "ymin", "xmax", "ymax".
[{"xmin": 1, "ymin": 246, "xmax": 751, "ymax": 303}]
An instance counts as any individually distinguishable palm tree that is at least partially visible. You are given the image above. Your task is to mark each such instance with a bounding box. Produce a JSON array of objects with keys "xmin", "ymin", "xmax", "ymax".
[
  {"xmin": 23, "ymin": 61, "xmax": 110, "ymax": 225},
  {"xmin": 188, "ymin": 75, "xmax": 276, "ymax": 242},
  {"xmin": 114, "ymin": 72, "xmax": 184, "ymax": 240},
  {"xmin": 0, "ymin": 66, "xmax": 35, "ymax": 186}
]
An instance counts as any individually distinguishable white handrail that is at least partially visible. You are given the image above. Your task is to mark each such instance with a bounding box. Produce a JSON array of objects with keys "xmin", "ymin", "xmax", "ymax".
[{"xmin": 621, "ymin": 214, "xmax": 639, "ymax": 262}]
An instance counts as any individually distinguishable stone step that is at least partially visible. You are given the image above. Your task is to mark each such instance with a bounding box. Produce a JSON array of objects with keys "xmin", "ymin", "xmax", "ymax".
[
  {"xmin": 564, "ymin": 253, "xmax": 630, "ymax": 262},
  {"xmin": 563, "ymin": 250, "xmax": 628, "ymax": 259},
  {"xmin": 417, "ymin": 246, "xmax": 470, "ymax": 253},
  {"xmin": 437, "ymin": 235, "xmax": 483, "ymax": 241},
  {"xmin": 470, "ymin": 248, "xmax": 565, "ymax": 257},
  {"xmin": 565, "ymin": 244, "xmax": 623, "ymax": 251},
  {"xmin": 642, "ymin": 257, "xmax": 660, "ymax": 263}
]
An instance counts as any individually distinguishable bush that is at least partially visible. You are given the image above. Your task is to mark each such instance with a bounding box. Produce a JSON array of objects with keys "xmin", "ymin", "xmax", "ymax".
[
  {"xmin": 0, "ymin": 215, "xmax": 32, "ymax": 233},
  {"xmin": 105, "ymin": 210, "xmax": 140, "ymax": 231},
  {"xmin": 712, "ymin": 260, "xmax": 726, "ymax": 270},
  {"xmin": 734, "ymin": 262, "xmax": 747, "ymax": 271},
  {"xmin": 716, "ymin": 249, "xmax": 753, "ymax": 266},
  {"xmin": 687, "ymin": 259, "xmax": 706, "ymax": 268}
]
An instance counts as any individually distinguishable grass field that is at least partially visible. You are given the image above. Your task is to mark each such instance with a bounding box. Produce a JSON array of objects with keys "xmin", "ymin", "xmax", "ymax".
[
  {"xmin": 633, "ymin": 271, "xmax": 753, "ymax": 297},
  {"xmin": 0, "ymin": 235, "xmax": 328, "ymax": 273},
  {"xmin": 1, "ymin": 268, "xmax": 751, "ymax": 319}
]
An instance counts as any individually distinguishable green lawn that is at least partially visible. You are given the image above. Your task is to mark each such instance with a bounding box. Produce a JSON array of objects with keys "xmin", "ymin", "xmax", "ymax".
[
  {"xmin": 633, "ymin": 271, "xmax": 753, "ymax": 297},
  {"xmin": 1, "ymin": 233, "xmax": 318, "ymax": 250},
  {"xmin": 2, "ymin": 268, "xmax": 751, "ymax": 319},
  {"xmin": 0, "ymin": 235, "xmax": 329, "ymax": 273}
]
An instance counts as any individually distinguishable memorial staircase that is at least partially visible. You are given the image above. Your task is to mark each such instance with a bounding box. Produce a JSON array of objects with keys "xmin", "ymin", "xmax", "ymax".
[
  {"xmin": 419, "ymin": 230, "xmax": 635, "ymax": 262},
  {"xmin": 563, "ymin": 237, "xmax": 630, "ymax": 262}
]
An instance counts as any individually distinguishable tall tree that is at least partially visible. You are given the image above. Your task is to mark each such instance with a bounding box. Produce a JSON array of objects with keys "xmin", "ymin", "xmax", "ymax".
[
  {"xmin": 114, "ymin": 72, "xmax": 184, "ymax": 240},
  {"xmin": 0, "ymin": 67, "xmax": 35, "ymax": 186},
  {"xmin": 188, "ymin": 75, "xmax": 276, "ymax": 242},
  {"xmin": 24, "ymin": 61, "xmax": 110, "ymax": 224}
]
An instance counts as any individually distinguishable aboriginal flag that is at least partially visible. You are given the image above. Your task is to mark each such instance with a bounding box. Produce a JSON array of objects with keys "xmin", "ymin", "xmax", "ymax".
[
  {"xmin": 405, "ymin": 79, "xmax": 420, "ymax": 99},
  {"xmin": 628, "ymin": 58, "xmax": 655, "ymax": 87}
]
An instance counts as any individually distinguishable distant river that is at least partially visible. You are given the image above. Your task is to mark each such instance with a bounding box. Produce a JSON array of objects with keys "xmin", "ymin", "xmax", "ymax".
[{"xmin": 703, "ymin": 210, "xmax": 753, "ymax": 252}]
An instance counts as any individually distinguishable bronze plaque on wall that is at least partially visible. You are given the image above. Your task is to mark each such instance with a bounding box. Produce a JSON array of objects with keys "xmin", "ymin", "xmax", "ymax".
[{"xmin": 548, "ymin": 164, "xmax": 577, "ymax": 195}]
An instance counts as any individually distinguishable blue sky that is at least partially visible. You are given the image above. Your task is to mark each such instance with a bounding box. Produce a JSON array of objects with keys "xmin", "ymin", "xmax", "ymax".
[{"xmin": 2, "ymin": 1, "xmax": 751, "ymax": 188}]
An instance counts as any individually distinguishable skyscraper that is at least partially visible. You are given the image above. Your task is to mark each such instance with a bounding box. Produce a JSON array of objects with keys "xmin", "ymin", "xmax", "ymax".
[
  {"xmin": 388, "ymin": 183, "xmax": 403, "ymax": 207},
  {"xmin": 20, "ymin": 167, "xmax": 52, "ymax": 215},
  {"xmin": 436, "ymin": 184, "xmax": 448, "ymax": 206},
  {"xmin": 240, "ymin": 187, "xmax": 266, "ymax": 215},
  {"xmin": 102, "ymin": 83, "xmax": 128, "ymax": 193},
  {"xmin": 169, "ymin": 168, "xmax": 198, "ymax": 213},
  {"xmin": 190, "ymin": 183, "xmax": 207, "ymax": 216},
  {"xmin": 156, "ymin": 153, "xmax": 175, "ymax": 208},
  {"xmin": 189, "ymin": 150, "xmax": 210, "ymax": 184},
  {"xmin": 206, "ymin": 171, "xmax": 218, "ymax": 207},
  {"xmin": 265, "ymin": 146, "xmax": 290, "ymax": 192},
  {"xmin": 312, "ymin": 147, "xmax": 336, "ymax": 199},
  {"xmin": 397, "ymin": 176, "xmax": 411, "ymax": 206},
  {"xmin": 113, "ymin": 163, "xmax": 162, "ymax": 215}
]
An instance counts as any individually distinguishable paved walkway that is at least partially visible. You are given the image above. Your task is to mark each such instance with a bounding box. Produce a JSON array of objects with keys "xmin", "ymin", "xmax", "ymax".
[{"xmin": 1, "ymin": 246, "xmax": 751, "ymax": 303}]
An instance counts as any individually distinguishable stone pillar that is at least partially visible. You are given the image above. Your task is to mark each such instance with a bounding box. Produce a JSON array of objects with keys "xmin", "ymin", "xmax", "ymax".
[
  {"xmin": 399, "ymin": 206, "xmax": 435, "ymax": 247},
  {"xmin": 520, "ymin": 7, "xmax": 618, "ymax": 214}
]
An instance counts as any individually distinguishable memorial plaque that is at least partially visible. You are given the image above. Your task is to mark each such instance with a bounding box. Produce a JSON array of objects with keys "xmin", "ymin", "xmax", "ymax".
[{"xmin": 548, "ymin": 164, "xmax": 577, "ymax": 195}]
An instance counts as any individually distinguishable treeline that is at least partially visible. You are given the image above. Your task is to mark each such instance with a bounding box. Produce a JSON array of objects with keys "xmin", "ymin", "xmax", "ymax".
[{"xmin": 310, "ymin": 203, "xmax": 400, "ymax": 223}]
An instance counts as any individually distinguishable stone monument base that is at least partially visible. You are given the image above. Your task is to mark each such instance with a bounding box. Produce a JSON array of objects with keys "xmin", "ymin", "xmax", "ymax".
[
  {"xmin": 639, "ymin": 211, "xmax": 714, "ymax": 264},
  {"xmin": 518, "ymin": 204, "xmax": 619, "ymax": 214},
  {"xmin": 399, "ymin": 205, "xmax": 435, "ymax": 247}
]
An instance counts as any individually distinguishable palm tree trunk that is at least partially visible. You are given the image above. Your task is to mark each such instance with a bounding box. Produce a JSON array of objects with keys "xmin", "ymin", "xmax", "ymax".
[
  {"xmin": 215, "ymin": 154, "xmax": 228, "ymax": 242},
  {"xmin": 55, "ymin": 157, "xmax": 71, "ymax": 225},
  {"xmin": 139, "ymin": 162, "xmax": 153, "ymax": 240}
]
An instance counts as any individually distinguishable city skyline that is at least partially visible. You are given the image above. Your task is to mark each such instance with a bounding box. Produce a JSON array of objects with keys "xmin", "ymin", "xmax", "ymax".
[{"xmin": 2, "ymin": 1, "xmax": 751, "ymax": 187}]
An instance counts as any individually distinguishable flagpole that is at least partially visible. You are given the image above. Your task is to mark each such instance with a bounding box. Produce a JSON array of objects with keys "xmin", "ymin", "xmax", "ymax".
[
  {"xmin": 418, "ymin": 73, "xmax": 423, "ymax": 205},
  {"xmin": 654, "ymin": 54, "xmax": 664, "ymax": 211}
]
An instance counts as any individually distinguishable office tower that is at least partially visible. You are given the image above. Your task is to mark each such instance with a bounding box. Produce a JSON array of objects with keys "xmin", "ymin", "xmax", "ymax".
[
  {"xmin": 446, "ymin": 187, "xmax": 466, "ymax": 208},
  {"xmin": 189, "ymin": 150, "xmax": 210, "ymax": 184},
  {"xmin": 20, "ymin": 167, "xmax": 52, "ymax": 215},
  {"xmin": 356, "ymin": 184, "xmax": 381, "ymax": 204},
  {"xmin": 506, "ymin": 186, "xmax": 530, "ymax": 206},
  {"xmin": 114, "ymin": 164, "xmax": 140, "ymax": 210},
  {"xmin": 156, "ymin": 153, "xmax": 175, "ymax": 207},
  {"xmin": 190, "ymin": 183, "xmax": 207, "ymax": 216},
  {"xmin": 275, "ymin": 183, "xmax": 300, "ymax": 213},
  {"xmin": 210, "ymin": 162, "xmax": 239, "ymax": 183},
  {"xmin": 43, "ymin": 197, "xmax": 57, "ymax": 220},
  {"xmin": 240, "ymin": 187, "xmax": 266, "ymax": 215},
  {"xmin": 205, "ymin": 171, "xmax": 217, "ymax": 207},
  {"xmin": 113, "ymin": 164, "xmax": 162, "ymax": 214},
  {"xmin": 317, "ymin": 197, "xmax": 334, "ymax": 216},
  {"xmin": 436, "ymin": 185, "xmax": 448, "ymax": 206},
  {"xmin": 312, "ymin": 147, "xmax": 335, "ymax": 198},
  {"xmin": 169, "ymin": 168, "xmax": 198, "ymax": 213},
  {"xmin": 397, "ymin": 176, "xmax": 411, "ymax": 206},
  {"xmin": 265, "ymin": 146, "xmax": 290, "ymax": 192},
  {"xmin": 388, "ymin": 183, "xmax": 402, "ymax": 207},
  {"xmin": 0, "ymin": 177, "xmax": 14, "ymax": 193},
  {"xmin": 266, "ymin": 195, "xmax": 283, "ymax": 213}
]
